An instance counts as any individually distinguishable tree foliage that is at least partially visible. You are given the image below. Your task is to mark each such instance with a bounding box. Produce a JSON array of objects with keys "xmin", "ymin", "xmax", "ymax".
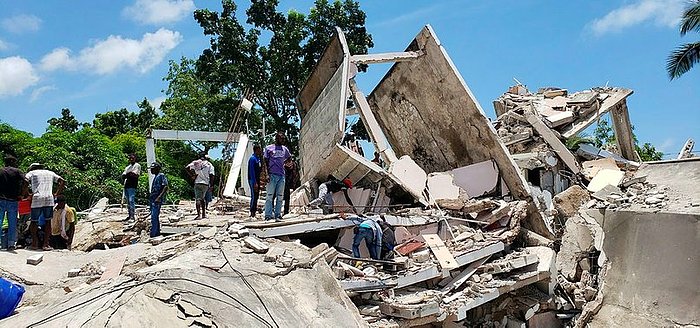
[
  {"xmin": 47, "ymin": 108, "xmax": 80, "ymax": 133},
  {"xmin": 93, "ymin": 99, "xmax": 157, "ymax": 138},
  {"xmin": 180, "ymin": 0, "xmax": 372, "ymax": 153},
  {"xmin": 590, "ymin": 115, "xmax": 663, "ymax": 161},
  {"xmin": 667, "ymin": 1, "xmax": 700, "ymax": 79}
]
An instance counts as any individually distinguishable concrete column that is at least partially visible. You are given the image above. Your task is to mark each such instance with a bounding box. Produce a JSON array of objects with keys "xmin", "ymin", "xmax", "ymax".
[{"xmin": 610, "ymin": 101, "xmax": 640, "ymax": 162}]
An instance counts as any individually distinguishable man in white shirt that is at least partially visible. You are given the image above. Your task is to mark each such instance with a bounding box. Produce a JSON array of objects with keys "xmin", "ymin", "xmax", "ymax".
[
  {"xmin": 121, "ymin": 154, "xmax": 141, "ymax": 221},
  {"xmin": 186, "ymin": 153, "xmax": 215, "ymax": 219},
  {"xmin": 25, "ymin": 163, "xmax": 64, "ymax": 251}
]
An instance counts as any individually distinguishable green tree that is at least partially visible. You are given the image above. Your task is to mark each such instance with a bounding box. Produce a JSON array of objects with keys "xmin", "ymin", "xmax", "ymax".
[
  {"xmin": 47, "ymin": 108, "xmax": 80, "ymax": 133},
  {"xmin": 636, "ymin": 143, "xmax": 663, "ymax": 161},
  {"xmin": 667, "ymin": 0, "xmax": 700, "ymax": 79},
  {"xmin": 189, "ymin": 0, "xmax": 373, "ymax": 153},
  {"xmin": 589, "ymin": 115, "xmax": 663, "ymax": 161},
  {"xmin": 135, "ymin": 98, "xmax": 158, "ymax": 134},
  {"xmin": 93, "ymin": 108, "xmax": 137, "ymax": 138}
]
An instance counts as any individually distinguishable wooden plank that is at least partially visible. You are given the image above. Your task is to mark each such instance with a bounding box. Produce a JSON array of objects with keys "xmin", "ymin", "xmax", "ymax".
[
  {"xmin": 610, "ymin": 101, "xmax": 641, "ymax": 161},
  {"xmin": 98, "ymin": 253, "xmax": 127, "ymax": 283},
  {"xmin": 423, "ymin": 234, "xmax": 458, "ymax": 271},
  {"xmin": 350, "ymin": 51, "xmax": 422, "ymax": 65},
  {"xmin": 524, "ymin": 108, "xmax": 580, "ymax": 174}
]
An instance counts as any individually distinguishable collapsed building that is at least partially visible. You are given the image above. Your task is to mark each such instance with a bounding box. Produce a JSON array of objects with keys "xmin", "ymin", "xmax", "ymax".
[{"xmin": 0, "ymin": 25, "xmax": 697, "ymax": 328}]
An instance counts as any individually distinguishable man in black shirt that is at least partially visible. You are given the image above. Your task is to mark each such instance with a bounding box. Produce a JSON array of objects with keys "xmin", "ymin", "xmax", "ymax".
[
  {"xmin": 121, "ymin": 154, "xmax": 141, "ymax": 222},
  {"xmin": 0, "ymin": 155, "xmax": 26, "ymax": 251}
]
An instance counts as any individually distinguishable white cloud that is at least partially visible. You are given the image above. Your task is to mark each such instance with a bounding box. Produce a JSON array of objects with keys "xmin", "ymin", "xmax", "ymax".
[
  {"xmin": 589, "ymin": 0, "xmax": 685, "ymax": 36},
  {"xmin": 0, "ymin": 56, "xmax": 39, "ymax": 98},
  {"xmin": 39, "ymin": 47, "xmax": 73, "ymax": 71},
  {"xmin": 0, "ymin": 39, "xmax": 9, "ymax": 51},
  {"xmin": 29, "ymin": 85, "xmax": 57, "ymax": 103},
  {"xmin": 1, "ymin": 14, "xmax": 41, "ymax": 34},
  {"xmin": 39, "ymin": 29, "xmax": 182, "ymax": 75},
  {"xmin": 123, "ymin": 0, "xmax": 195, "ymax": 25},
  {"xmin": 149, "ymin": 95, "xmax": 167, "ymax": 110}
]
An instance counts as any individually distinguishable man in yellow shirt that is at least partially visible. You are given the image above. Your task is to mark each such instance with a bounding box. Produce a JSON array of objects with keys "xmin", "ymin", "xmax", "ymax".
[{"xmin": 50, "ymin": 195, "xmax": 75, "ymax": 250}]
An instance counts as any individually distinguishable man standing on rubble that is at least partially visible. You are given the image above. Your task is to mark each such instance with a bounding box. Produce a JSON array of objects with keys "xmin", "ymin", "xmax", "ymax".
[
  {"xmin": 309, "ymin": 176, "xmax": 358, "ymax": 215},
  {"xmin": 121, "ymin": 153, "xmax": 141, "ymax": 222},
  {"xmin": 26, "ymin": 163, "xmax": 64, "ymax": 251},
  {"xmin": 352, "ymin": 216, "xmax": 383, "ymax": 260},
  {"xmin": 186, "ymin": 153, "xmax": 215, "ymax": 220},
  {"xmin": 0, "ymin": 155, "xmax": 26, "ymax": 251},
  {"xmin": 247, "ymin": 144, "xmax": 262, "ymax": 217},
  {"xmin": 263, "ymin": 132, "xmax": 291, "ymax": 221},
  {"xmin": 149, "ymin": 162, "xmax": 168, "ymax": 238}
]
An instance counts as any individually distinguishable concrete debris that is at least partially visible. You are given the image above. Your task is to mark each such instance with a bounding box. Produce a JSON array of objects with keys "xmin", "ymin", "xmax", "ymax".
[
  {"xmin": 26, "ymin": 254, "xmax": 43, "ymax": 265},
  {"xmin": 0, "ymin": 24, "xmax": 695, "ymax": 328}
]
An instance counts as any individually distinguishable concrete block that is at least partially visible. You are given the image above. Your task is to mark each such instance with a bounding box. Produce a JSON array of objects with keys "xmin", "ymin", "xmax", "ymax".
[
  {"xmin": 587, "ymin": 169, "xmax": 625, "ymax": 192},
  {"xmin": 553, "ymin": 185, "xmax": 590, "ymax": 219},
  {"xmin": 243, "ymin": 236, "xmax": 269, "ymax": 254},
  {"xmin": 67, "ymin": 269, "xmax": 81, "ymax": 278},
  {"xmin": 27, "ymin": 254, "xmax": 43, "ymax": 265},
  {"xmin": 264, "ymin": 246, "xmax": 286, "ymax": 262}
]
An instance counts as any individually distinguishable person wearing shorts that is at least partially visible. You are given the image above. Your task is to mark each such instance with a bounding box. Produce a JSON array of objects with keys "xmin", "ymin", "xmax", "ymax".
[{"xmin": 186, "ymin": 153, "xmax": 215, "ymax": 220}]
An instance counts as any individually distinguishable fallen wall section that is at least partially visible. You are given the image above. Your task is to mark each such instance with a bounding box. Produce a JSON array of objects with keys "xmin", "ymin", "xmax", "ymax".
[{"xmin": 367, "ymin": 25, "xmax": 529, "ymax": 199}]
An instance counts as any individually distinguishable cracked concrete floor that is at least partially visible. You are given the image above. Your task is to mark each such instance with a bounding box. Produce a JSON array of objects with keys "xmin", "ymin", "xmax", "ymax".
[{"xmin": 0, "ymin": 234, "xmax": 365, "ymax": 327}]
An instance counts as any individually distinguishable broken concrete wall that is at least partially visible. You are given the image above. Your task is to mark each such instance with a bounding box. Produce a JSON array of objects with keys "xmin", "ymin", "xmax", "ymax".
[
  {"xmin": 591, "ymin": 210, "xmax": 700, "ymax": 327},
  {"xmin": 297, "ymin": 28, "xmax": 350, "ymax": 183},
  {"xmin": 366, "ymin": 25, "xmax": 529, "ymax": 200}
]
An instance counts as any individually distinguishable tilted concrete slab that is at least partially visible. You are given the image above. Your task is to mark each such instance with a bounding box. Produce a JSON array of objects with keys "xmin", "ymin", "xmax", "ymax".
[
  {"xmin": 366, "ymin": 25, "xmax": 530, "ymax": 200},
  {"xmin": 297, "ymin": 27, "xmax": 350, "ymax": 183}
]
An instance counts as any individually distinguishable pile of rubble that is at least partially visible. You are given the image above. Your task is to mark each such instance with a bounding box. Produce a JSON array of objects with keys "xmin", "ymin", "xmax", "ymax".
[{"xmin": 1, "ymin": 24, "xmax": 698, "ymax": 328}]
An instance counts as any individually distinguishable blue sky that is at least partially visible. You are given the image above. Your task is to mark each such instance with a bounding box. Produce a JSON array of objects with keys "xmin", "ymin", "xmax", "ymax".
[{"xmin": 0, "ymin": 0, "xmax": 698, "ymax": 158}]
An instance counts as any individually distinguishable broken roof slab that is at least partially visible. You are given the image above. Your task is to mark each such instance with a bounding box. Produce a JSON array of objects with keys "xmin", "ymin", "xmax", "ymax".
[{"xmin": 366, "ymin": 25, "xmax": 529, "ymax": 199}]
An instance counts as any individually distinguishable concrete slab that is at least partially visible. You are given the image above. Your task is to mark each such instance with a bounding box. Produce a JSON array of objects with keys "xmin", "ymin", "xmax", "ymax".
[{"xmin": 451, "ymin": 160, "xmax": 500, "ymax": 198}]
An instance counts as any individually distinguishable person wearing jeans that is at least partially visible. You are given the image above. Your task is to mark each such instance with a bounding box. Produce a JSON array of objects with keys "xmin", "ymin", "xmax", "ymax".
[
  {"xmin": 149, "ymin": 163, "xmax": 168, "ymax": 238},
  {"xmin": 352, "ymin": 217, "xmax": 383, "ymax": 260},
  {"xmin": 121, "ymin": 154, "xmax": 141, "ymax": 221},
  {"xmin": 263, "ymin": 132, "xmax": 291, "ymax": 221},
  {"xmin": 247, "ymin": 145, "xmax": 262, "ymax": 217},
  {"xmin": 0, "ymin": 155, "xmax": 25, "ymax": 251}
]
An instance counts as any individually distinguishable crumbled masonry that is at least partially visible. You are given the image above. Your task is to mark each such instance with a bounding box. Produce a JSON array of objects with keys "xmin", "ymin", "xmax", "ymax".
[{"xmin": 0, "ymin": 24, "xmax": 698, "ymax": 328}]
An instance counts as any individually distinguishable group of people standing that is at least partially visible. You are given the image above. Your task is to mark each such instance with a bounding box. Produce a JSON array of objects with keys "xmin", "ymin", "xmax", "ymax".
[{"xmin": 0, "ymin": 156, "xmax": 75, "ymax": 251}]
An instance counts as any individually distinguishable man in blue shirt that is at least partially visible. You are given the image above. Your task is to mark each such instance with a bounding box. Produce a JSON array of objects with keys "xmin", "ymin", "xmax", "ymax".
[
  {"xmin": 263, "ymin": 132, "xmax": 291, "ymax": 221},
  {"xmin": 247, "ymin": 144, "xmax": 262, "ymax": 217},
  {"xmin": 149, "ymin": 162, "xmax": 168, "ymax": 238}
]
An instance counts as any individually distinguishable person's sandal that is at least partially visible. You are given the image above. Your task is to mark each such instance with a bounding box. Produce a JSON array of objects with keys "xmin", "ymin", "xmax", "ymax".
[{"xmin": 42, "ymin": 246, "xmax": 53, "ymax": 251}]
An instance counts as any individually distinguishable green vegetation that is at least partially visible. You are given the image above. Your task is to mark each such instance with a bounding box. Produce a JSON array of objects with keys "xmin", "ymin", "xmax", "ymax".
[
  {"xmin": 567, "ymin": 116, "xmax": 663, "ymax": 162},
  {"xmin": 667, "ymin": 0, "xmax": 700, "ymax": 80}
]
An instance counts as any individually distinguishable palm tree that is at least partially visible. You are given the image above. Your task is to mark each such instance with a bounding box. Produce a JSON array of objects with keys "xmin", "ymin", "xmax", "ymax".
[{"xmin": 667, "ymin": 0, "xmax": 700, "ymax": 80}]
